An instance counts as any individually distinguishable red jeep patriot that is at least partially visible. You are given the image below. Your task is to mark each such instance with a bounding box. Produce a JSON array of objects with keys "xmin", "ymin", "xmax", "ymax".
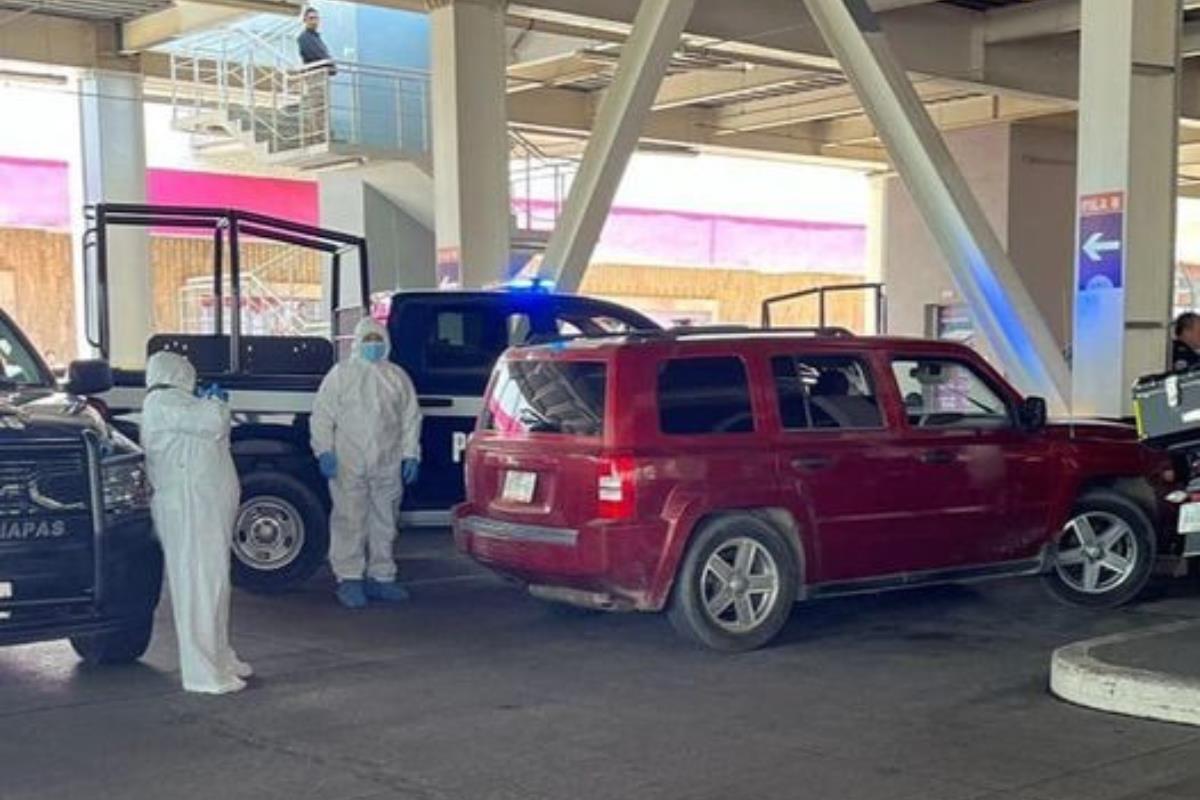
[{"xmin": 454, "ymin": 330, "xmax": 1173, "ymax": 651}]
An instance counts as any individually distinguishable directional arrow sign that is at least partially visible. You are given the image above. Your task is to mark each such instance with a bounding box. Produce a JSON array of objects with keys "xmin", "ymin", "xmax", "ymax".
[
  {"xmin": 1082, "ymin": 230, "xmax": 1122, "ymax": 263},
  {"xmin": 1077, "ymin": 191, "xmax": 1125, "ymax": 291}
]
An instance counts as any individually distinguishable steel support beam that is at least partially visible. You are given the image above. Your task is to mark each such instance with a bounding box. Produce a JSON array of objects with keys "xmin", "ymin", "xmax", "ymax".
[
  {"xmin": 1071, "ymin": 1, "xmax": 1181, "ymax": 417},
  {"xmin": 801, "ymin": 0, "xmax": 1070, "ymax": 409},
  {"xmin": 541, "ymin": 0, "xmax": 696, "ymax": 291}
]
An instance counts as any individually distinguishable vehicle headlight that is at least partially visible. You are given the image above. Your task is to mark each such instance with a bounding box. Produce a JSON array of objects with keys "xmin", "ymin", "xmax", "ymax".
[{"xmin": 102, "ymin": 457, "xmax": 151, "ymax": 515}]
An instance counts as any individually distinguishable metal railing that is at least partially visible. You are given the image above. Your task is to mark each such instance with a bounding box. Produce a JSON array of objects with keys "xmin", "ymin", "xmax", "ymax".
[
  {"xmin": 508, "ymin": 130, "xmax": 579, "ymax": 232},
  {"xmin": 761, "ymin": 282, "xmax": 887, "ymax": 333},
  {"xmin": 169, "ymin": 27, "xmax": 431, "ymax": 160}
]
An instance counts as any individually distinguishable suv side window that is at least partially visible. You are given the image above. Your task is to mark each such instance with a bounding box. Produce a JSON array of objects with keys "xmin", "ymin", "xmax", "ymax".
[
  {"xmin": 771, "ymin": 354, "xmax": 883, "ymax": 430},
  {"xmin": 658, "ymin": 356, "xmax": 755, "ymax": 435},
  {"xmin": 891, "ymin": 358, "xmax": 1011, "ymax": 429}
]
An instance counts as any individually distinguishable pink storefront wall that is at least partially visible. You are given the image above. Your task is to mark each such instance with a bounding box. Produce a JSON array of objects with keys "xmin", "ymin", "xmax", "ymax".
[
  {"xmin": 0, "ymin": 157, "xmax": 864, "ymax": 273},
  {"xmin": 0, "ymin": 157, "xmax": 71, "ymax": 229},
  {"xmin": 515, "ymin": 198, "xmax": 864, "ymax": 274},
  {"xmin": 0, "ymin": 159, "xmax": 318, "ymax": 230}
]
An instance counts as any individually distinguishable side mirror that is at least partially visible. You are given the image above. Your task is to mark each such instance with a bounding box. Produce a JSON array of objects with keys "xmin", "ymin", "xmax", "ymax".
[
  {"xmin": 1019, "ymin": 396, "xmax": 1048, "ymax": 432},
  {"xmin": 66, "ymin": 359, "xmax": 113, "ymax": 396}
]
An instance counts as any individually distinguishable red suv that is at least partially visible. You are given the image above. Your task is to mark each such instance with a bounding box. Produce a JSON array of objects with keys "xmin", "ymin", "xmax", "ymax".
[{"xmin": 454, "ymin": 330, "xmax": 1175, "ymax": 651}]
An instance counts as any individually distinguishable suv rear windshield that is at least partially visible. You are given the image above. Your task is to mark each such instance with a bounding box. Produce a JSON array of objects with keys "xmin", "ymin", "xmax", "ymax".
[{"xmin": 483, "ymin": 360, "xmax": 607, "ymax": 437}]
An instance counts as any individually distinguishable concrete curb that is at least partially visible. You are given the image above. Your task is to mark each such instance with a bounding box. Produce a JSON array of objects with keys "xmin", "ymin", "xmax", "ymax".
[{"xmin": 1050, "ymin": 620, "xmax": 1200, "ymax": 726}]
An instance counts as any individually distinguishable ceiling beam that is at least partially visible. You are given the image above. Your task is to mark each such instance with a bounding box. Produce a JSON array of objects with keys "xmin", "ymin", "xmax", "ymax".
[
  {"xmin": 815, "ymin": 93, "xmax": 1066, "ymax": 146},
  {"xmin": 652, "ymin": 63, "xmax": 821, "ymax": 110},
  {"xmin": 506, "ymin": 50, "xmax": 611, "ymax": 93},
  {"xmin": 123, "ymin": 2, "xmax": 240, "ymax": 52},
  {"xmin": 986, "ymin": 0, "xmax": 1200, "ymax": 45},
  {"xmin": 0, "ymin": 11, "xmax": 135, "ymax": 70},
  {"xmin": 506, "ymin": 85, "xmax": 888, "ymax": 166},
  {"xmin": 710, "ymin": 78, "xmax": 971, "ymax": 134}
]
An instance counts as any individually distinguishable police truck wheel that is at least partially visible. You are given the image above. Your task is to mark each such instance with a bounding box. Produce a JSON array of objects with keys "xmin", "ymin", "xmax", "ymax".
[
  {"xmin": 232, "ymin": 471, "xmax": 328, "ymax": 594},
  {"xmin": 70, "ymin": 617, "xmax": 153, "ymax": 665}
]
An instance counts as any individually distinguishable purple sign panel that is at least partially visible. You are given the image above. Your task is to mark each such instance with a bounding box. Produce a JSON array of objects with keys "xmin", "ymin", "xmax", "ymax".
[{"xmin": 1077, "ymin": 191, "xmax": 1124, "ymax": 292}]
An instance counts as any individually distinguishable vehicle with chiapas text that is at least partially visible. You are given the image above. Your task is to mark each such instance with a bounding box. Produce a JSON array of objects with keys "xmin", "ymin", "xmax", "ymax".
[
  {"xmin": 456, "ymin": 329, "xmax": 1180, "ymax": 651},
  {"xmin": 0, "ymin": 308, "xmax": 161, "ymax": 664}
]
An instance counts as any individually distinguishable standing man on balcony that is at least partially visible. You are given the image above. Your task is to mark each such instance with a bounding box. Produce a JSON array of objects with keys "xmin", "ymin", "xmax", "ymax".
[
  {"xmin": 297, "ymin": 7, "xmax": 334, "ymax": 69},
  {"xmin": 296, "ymin": 7, "xmax": 336, "ymax": 144}
]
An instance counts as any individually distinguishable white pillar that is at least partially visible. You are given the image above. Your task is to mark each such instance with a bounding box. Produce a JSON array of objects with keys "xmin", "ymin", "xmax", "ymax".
[
  {"xmin": 1072, "ymin": 0, "xmax": 1180, "ymax": 417},
  {"xmin": 427, "ymin": 0, "xmax": 510, "ymax": 289},
  {"xmin": 865, "ymin": 173, "xmax": 888, "ymax": 335},
  {"xmin": 801, "ymin": 0, "xmax": 1070, "ymax": 412},
  {"xmin": 541, "ymin": 0, "xmax": 695, "ymax": 293},
  {"xmin": 76, "ymin": 70, "xmax": 151, "ymax": 368}
]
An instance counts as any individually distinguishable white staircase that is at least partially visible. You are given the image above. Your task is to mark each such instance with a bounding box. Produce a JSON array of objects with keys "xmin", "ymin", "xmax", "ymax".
[{"xmin": 166, "ymin": 24, "xmax": 431, "ymax": 171}]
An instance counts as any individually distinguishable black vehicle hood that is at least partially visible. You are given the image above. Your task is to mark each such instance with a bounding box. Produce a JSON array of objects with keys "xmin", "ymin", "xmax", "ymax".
[{"xmin": 0, "ymin": 388, "xmax": 112, "ymax": 444}]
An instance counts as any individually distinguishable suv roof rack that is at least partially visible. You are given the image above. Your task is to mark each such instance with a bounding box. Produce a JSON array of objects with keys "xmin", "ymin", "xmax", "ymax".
[{"xmin": 620, "ymin": 325, "xmax": 857, "ymax": 341}]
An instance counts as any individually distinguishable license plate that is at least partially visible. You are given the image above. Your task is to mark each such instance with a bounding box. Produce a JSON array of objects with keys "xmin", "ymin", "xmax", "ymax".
[
  {"xmin": 502, "ymin": 470, "xmax": 537, "ymax": 504},
  {"xmin": 1182, "ymin": 503, "xmax": 1200, "ymax": 534}
]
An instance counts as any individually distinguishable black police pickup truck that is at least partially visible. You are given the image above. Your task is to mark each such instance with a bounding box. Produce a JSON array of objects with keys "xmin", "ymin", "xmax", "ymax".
[
  {"xmin": 87, "ymin": 205, "xmax": 660, "ymax": 595},
  {"xmin": 0, "ymin": 310, "xmax": 161, "ymax": 665}
]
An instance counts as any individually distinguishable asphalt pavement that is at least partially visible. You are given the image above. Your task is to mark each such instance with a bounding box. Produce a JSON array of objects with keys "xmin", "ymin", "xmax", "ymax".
[{"xmin": 4, "ymin": 530, "xmax": 1200, "ymax": 800}]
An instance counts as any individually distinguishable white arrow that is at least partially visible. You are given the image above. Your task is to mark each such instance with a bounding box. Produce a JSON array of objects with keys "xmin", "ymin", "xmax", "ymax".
[{"xmin": 1083, "ymin": 230, "xmax": 1121, "ymax": 262}]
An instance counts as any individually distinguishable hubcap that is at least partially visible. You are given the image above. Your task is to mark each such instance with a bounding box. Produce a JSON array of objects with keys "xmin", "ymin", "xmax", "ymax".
[
  {"xmin": 233, "ymin": 496, "xmax": 305, "ymax": 571},
  {"xmin": 1054, "ymin": 511, "xmax": 1139, "ymax": 595},
  {"xmin": 700, "ymin": 537, "xmax": 780, "ymax": 634}
]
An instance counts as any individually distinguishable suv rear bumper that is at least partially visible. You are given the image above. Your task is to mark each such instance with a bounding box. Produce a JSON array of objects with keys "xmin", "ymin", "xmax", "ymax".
[
  {"xmin": 0, "ymin": 514, "xmax": 162, "ymax": 648},
  {"xmin": 453, "ymin": 506, "xmax": 667, "ymax": 610}
]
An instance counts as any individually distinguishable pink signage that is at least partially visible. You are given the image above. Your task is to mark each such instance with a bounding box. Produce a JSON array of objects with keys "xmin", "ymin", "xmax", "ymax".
[
  {"xmin": 147, "ymin": 169, "xmax": 319, "ymax": 227},
  {"xmin": 0, "ymin": 157, "xmax": 71, "ymax": 229}
]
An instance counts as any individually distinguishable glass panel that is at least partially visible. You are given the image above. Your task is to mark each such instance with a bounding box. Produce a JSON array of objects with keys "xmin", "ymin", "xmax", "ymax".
[
  {"xmin": 658, "ymin": 356, "xmax": 754, "ymax": 435},
  {"xmin": 892, "ymin": 359, "xmax": 1011, "ymax": 429}
]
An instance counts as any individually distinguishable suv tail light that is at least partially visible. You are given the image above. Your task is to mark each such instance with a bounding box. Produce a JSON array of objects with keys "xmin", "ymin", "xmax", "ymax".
[{"xmin": 597, "ymin": 456, "xmax": 638, "ymax": 520}]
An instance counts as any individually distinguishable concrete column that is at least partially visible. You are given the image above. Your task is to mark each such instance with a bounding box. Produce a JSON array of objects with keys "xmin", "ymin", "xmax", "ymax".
[
  {"xmin": 1072, "ymin": 1, "xmax": 1181, "ymax": 417},
  {"xmin": 864, "ymin": 173, "xmax": 888, "ymax": 335},
  {"xmin": 802, "ymin": 0, "xmax": 1070, "ymax": 411},
  {"xmin": 541, "ymin": 0, "xmax": 696, "ymax": 292},
  {"xmin": 318, "ymin": 161, "xmax": 436, "ymax": 296},
  {"xmin": 76, "ymin": 70, "xmax": 150, "ymax": 368},
  {"xmin": 426, "ymin": 0, "xmax": 510, "ymax": 288},
  {"xmin": 877, "ymin": 122, "xmax": 1078, "ymax": 377}
]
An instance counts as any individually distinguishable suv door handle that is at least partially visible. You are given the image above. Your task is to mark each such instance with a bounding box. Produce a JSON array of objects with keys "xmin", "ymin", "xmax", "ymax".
[
  {"xmin": 920, "ymin": 449, "xmax": 956, "ymax": 465},
  {"xmin": 791, "ymin": 455, "xmax": 831, "ymax": 471}
]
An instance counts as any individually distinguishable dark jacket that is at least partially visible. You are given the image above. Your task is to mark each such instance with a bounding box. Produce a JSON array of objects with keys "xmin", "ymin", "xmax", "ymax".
[
  {"xmin": 297, "ymin": 29, "xmax": 333, "ymax": 66},
  {"xmin": 1173, "ymin": 339, "xmax": 1200, "ymax": 372}
]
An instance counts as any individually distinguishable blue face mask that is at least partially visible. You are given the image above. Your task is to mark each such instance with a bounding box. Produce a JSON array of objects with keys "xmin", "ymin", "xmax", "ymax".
[{"xmin": 360, "ymin": 341, "xmax": 386, "ymax": 363}]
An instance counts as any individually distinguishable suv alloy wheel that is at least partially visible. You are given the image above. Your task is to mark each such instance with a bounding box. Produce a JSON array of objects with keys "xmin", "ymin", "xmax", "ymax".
[
  {"xmin": 668, "ymin": 514, "xmax": 799, "ymax": 652},
  {"xmin": 1043, "ymin": 489, "xmax": 1156, "ymax": 608}
]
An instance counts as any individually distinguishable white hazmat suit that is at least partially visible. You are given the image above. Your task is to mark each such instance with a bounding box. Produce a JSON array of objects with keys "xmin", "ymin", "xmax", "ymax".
[
  {"xmin": 311, "ymin": 318, "xmax": 422, "ymax": 585},
  {"xmin": 142, "ymin": 352, "xmax": 251, "ymax": 694}
]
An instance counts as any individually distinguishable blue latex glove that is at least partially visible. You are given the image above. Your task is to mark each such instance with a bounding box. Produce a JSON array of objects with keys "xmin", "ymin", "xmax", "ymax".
[
  {"xmin": 318, "ymin": 451, "xmax": 338, "ymax": 479},
  {"xmin": 199, "ymin": 383, "xmax": 229, "ymax": 402},
  {"xmin": 401, "ymin": 458, "xmax": 420, "ymax": 486}
]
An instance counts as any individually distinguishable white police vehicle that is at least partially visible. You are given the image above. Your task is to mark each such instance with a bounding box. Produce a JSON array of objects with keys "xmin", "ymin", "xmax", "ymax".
[{"xmin": 86, "ymin": 204, "xmax": 658, "ymax": 592}]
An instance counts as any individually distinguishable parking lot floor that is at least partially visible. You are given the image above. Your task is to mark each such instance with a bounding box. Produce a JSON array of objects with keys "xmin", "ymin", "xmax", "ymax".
[{"xmin": 5, "ymin": 529, "xmax": 1200, "ymax": 800}]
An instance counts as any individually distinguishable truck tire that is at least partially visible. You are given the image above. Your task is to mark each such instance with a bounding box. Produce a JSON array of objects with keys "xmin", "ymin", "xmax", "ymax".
[
  {"xmin": 232, "ymin": 471, "xmax": 329, "ymax": 594},
  {"xmin": 1043, "ymin": 490, "xmax": 1156, "ymax": 609},
  {"xmin": 667, "ymin": 514, "xmax": 799, "ymax": 652},
  {"xmin": 70, "ymin": 617, "xmax": 153, "ymax": 665}
]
